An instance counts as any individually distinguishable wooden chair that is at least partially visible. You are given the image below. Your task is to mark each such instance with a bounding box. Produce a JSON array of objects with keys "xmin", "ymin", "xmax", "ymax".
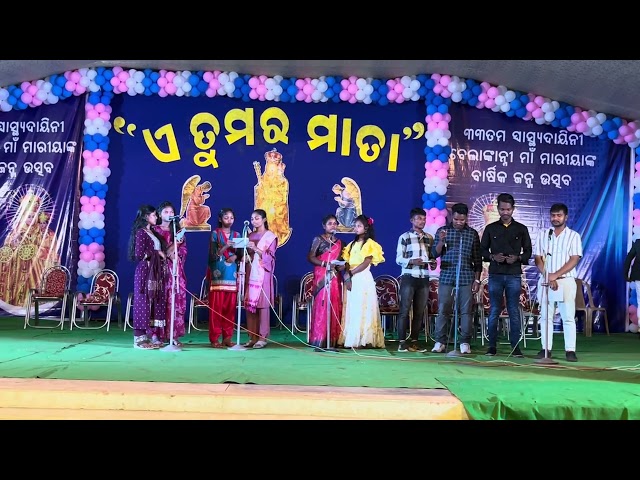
[
  {"xmin": 426, "ymin": 277, "xmax": 439, "ymax": 342},
  {"xmin": 478, "ymin": 278, "xmax": 528, "ymax": 347},
  {"xmin": 70, "ymin": 269, "xmax": 120, "ymax": 331},
  {"xmin": 24, "ymin": 264, "xmax": 72, "ymax": 330},
  {"xmin": 375, "ymin": 274, "xmax": 401, "ymax": 340},
  {"xmin": 291, "ymin": 272, "xmax": 314, "ymax": 342},
  {"xmin": 575, "ymin": 278, "xmax": 609, "ymax": 336}
]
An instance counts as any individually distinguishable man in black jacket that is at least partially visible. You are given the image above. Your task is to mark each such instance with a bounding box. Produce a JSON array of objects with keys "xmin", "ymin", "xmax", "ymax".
[{"xmin": 480, "ymin": 193, "xmax": 532, "ymax": 357}]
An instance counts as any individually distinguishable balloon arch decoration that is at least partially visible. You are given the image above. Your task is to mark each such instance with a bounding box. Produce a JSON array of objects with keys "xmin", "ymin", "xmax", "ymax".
[{"xmin": 0, "ymin": 66, "xmax": 639, "ymax": 326}]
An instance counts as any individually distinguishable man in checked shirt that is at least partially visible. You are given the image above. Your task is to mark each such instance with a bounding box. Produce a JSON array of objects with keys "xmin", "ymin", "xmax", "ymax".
[
  {"xmin": 430, "ymin": 203, "xmax": 482, "ymax": 354},
  {"xmin": 395, "ymin": 207, "xmax": 436, "ymax": 352}
]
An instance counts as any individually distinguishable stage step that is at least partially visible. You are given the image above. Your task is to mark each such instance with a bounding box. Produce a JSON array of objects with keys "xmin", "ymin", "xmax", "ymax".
[{"xmin": 0, "ymin": 378, "xmax": 468, "ymax": 420}]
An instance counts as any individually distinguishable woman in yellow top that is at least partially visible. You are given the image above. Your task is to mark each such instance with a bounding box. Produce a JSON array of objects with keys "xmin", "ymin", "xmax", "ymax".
[{"xmin": 339, "ymin": 214, "xmax": 385, "ymax": 348}]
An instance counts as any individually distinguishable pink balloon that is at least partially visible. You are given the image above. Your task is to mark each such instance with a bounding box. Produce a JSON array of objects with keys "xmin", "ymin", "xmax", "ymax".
[
  {"xmin": 98, "ymin": 159, "xmax": 109, "ymax": 168},
  {"xmin": 85, "ymin": 157, "xmax": 98, "ymax": 168},
  {"xmin": 81, "ymin": 251, "xmax": 93, "ymax": 262},
  {"xmin": 439, "ymin": 75, "xmax": 451, "ymax": 86},
  {"xmin": 429, "ymin": 207, "xmax": 440, "ymax": 218},
  {"xmin": 485, "ymin": 99, "xmax": 496, "ymax": 109},
  {"xmin": 20, "ymin": 92, "xmax": 32, "ymax": 104},
  {"xmin": 79, "ymin": 196, "xmax": 90, "ymax": 205},
  {"xmin": 94, "ymin": 252, "xmax": 105, "ymax": 262},
  {"xmin": 27, "ymin": 84, "xmax": 38, "ymax": 96},
  {"xmin": 88, "ymin": 243, "xmax": 100, "ymax": 253},
  {"xmin": 95, "ymin": 103, "xmax": 105, "ymax": 113},
  {"xmin": 86, "ymin": 110, "xmax": 99, "ymax": 120},
  {"xmin": 256, "ymin": 85, "xmax": 267, "ymax": 96},
  {"xmin": 431, "ymin": 160, "xmax": 443, "ymax": 170},
  {"xmin": 296, "ymin": 91, "xmax": 307, "ymax": 101},
  {"xmin": 248, "ymin": 77, "xmax": 260, "ymax": 88},
  {"xmin": 339, "ymin": 90, "xmax": 351, "ymax": 101},
  {"xmin": 428, "ymin": 121, "xmax": 438, "ymax": 131},
  {"xmin": 99, "ymin": 112, "xmax": 110, "ymax": 121},
  {"xmin": 157, "ymin": 77, "xmax": 167, "ymax": 88},
  {"xmin": 203, "ymin": 71, "xmax": 213, "ymax": 82},
  {"xmin": 81, "ymin": 204, "xmax": 93, "ymax": 213},
  {"xmin": 79, "ymin": 244, "xmax": 87, "ymax": 252},
  {"xmin": 432, "ymin": 112, "xmax": 443, "ymax": 122},
  {"xmin": 437, "ymin": 121, "xmax": 449, "ymax": 130},
  {"xmin": 303, "ymin": 83, "xmax": 314, "ymax": 95},
  {"xmin": 433, "ymin": 84, "xmax": 443, "ymax": 95},
  {"xmin": 387, "ymin": 91, "xmax": 398, "ymax": 101},
  {"xmin": 94, "ymin": 204, "xmax": 105, "ymax": 214},
  {"xmin": 209, "ymin": 79, "xmax": 220, "ymax": 91},
  {"xmin": 165, "ymin": 72, "xmax": 176, "ymax": 82},
  {"xmin": 164, "ymin": 83, "xmax": 177, "ymax": 95},
  {"xmin": 90, "ymin": 196, "xmax": 100, "ymax": 205},
  {"xmin": 437, "ymin": 168, "xmax": 448, "ymax": 179},
  {"xmin": 249, "ymin": 90, "xmax": 259, "ymax": 100}
]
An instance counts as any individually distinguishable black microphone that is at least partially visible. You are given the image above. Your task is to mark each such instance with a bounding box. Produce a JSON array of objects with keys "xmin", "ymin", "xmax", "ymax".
[
  {"xmin": 168, "ymin": 215, "xmax": 182, "ymax": 221},
  {"xmin": 548, "ymin": 228, "xmax": 553, "ymax": 239},
  {"xmin": 547, "ymin": 228, "xmax": 553, "ymax": 256}
]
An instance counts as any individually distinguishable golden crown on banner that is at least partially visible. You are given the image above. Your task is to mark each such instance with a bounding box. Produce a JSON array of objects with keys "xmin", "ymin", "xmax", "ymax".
[{"xmin": 264, "ymin": 148, "xmax": 283, "ymax": 164}]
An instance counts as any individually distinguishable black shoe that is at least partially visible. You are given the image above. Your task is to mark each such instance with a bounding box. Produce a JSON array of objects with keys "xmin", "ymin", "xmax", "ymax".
[
  {"xmin": 397, "ymin": 342, "xmax": 408, "ymax": 353},
  {"xmin": 485, "ymin": 347, "xmax": 497, "ymax": 356},
  {"xmin": 511, "ymin": 347, "xmax": 524, "ymax": 358},
  {"xmin": 536, "ymin": 349, "xmax": 552, "ymax": 359},
  {"xmin": 565, "ymin": 351, "xmax": 578, "ymax": 362}
]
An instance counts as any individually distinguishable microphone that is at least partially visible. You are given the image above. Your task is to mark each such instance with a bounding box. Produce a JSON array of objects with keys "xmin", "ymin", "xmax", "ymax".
[
  {"xmin": 243, "ymin": 220, "xmax": 250, "ymax": 227},
  {"xmin": 548, "ymin": 228, "xmax": 553, "ymax": 239},
  {"xmin": 168, "ymin": 215, "xmax": 182, "ymax": 221},
  {"xmin": 547, "ymin": 228, "xmax": 553, "ymax": 256}
]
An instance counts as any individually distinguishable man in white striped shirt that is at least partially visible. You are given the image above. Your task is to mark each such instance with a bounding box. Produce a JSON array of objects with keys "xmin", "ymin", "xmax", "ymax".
[{"xmin": 534, "ymin": 203, "xmax": 583, "ymax": 362}]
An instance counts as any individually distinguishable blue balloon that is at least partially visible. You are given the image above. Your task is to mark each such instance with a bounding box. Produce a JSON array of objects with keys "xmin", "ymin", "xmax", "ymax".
[
  {"xmin": 81, "ymin": 235, "xmax": 93, "ymax": 244},
  {"xmin": 280, "ymin": 92, "xmax": 290, "ymax": 102},
  {"xmin": 426, "ymin": 152, "xmax": 437, "ymax": 161},
  {"xmin": 94, "ymin": 237, "xmax": 104, "ymax": 245},
  {"xmin": 142, "ymin": 77, "xmax": 153, "ymax": 88},
  {"xmin": 429, "ymin": 192, "xmax": 439, "ymax": 201},
  {"xmin": 435, "ymin": 199, "xmax": 446, "ymax": 210},
  {"xmin": 437, "ymin": 104, "xmax": 448, "ymax": 114},
  {"xmin": 423, "ymin": 200, "xmax": 434, "ymax": 209},
  {"xmin": 79, "ymin": 228, "xmax": 88, "ymax": 237},
  {"xmin": 150, "ymin": 84, "xmax": 160, "ymax": 94},
  {"xmin": 189, "ymin": 74, "xmax": 200, "ymax": 86},
  {"xmin": 85, "ymin": 141, "xmax": 97, "ymax": 151},
  {"xmin": 233, "ymin": 77, "xmax": 245, "ymax": 88},
  {"xmin": 426, "ymin": 104, "xmax": 438, "ymax": 115},
  {"xmin": 608, "ymin": 130, "xmax": 619, "ymax": 140},
  {"xmin": 437, "ymin": 153, "xmax": 449, "ymax": 161},
  {"xmin": 98, "ymin": 142, "xmax": 109, "ymax": 150},
  {"xmin": 103, "ymin": 69, "xmax": 114, "ymax": 80},
  {"xmin": 433, "ymin": 145, "xmax": 443, "ymax": 155},
  {"xmin": 378, "ymin": 84, "xmax": 389, "ymax": 96},
  {"xmin": 89, "ymin": 227, "xmax": 101, "ymax": 237},
  {"xmin": 91, "ymin": 181, "xmax": 102, "ymax": 191},
  {"xmin": 325, "ymin": 88, "xmax": 335, "ymax": 99},
  {"xmin": 423, "ymin": 79, "xmax": 435, "ymax": 90},
  {"xmin": 197, "ymin": 80, "xmax": 209, "ymax": 92},
  {"xmin": 84, "ymin": 188, "xmax": 96, "ymax": 197},
  {"xmin": 150, "ymin": 72, "xmax": 160, "ymax": 82}
]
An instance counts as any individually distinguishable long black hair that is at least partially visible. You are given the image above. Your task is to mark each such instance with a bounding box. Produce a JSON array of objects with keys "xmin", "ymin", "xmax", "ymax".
[
  {"xmin": 157, "ymin": 200, "xmax": 179, "ymax": 242},
  {"xmin": 252, "ymin": 208, "xmax": 269, "ymax": 231},
  {"xmin": 218, "ymin": 207, "xmax": 235, "ymax": 228},
  {"xmin": 127, "ymin": 204, "xmax": 166, "ymax": 261},
  {"xmin": 347, "ymin": 213, "xmax": 375, "ymax": 255}
]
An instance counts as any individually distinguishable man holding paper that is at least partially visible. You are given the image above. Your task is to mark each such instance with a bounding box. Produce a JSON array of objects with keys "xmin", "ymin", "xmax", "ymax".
[{"xmin": 534, "ymin": 203, "xmax": 583, "ymax": 362}]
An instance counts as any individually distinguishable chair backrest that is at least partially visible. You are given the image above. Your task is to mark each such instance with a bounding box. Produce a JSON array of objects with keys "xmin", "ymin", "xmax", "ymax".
[
  {"xmin": 88, "ymin": 269, "xmax": 119, "ymax": 303},
  {"xmin": 575, "ymin": 278, "xmax": 588, "ymax": 309},
  {"xmin": 298, "ymin": 272, "xmax": 314, "ymax": 305},
  {"xmin": 428, "ymin": 278, "xmax": 439, "ymax": 314},
  {"xmin": 375, "ymin": 274, "xmax": 400, "ymax": 312},
  {"xmin": 41, "ymin": 265, "xmax": 71, "ymax": 296}
]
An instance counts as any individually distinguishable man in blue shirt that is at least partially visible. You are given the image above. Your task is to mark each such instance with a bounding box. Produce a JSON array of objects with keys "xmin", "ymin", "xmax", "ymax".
[
  {"xmin": 430, "ymin": 203, "xmax": 482, "ymax": 354},
  {"xmin": 479, "ymin": 193, "xmax": 532, "ymax": 358}
]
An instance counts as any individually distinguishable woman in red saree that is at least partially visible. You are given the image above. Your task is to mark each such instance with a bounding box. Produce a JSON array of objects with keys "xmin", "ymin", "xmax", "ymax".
[{"xmin": 306, "ymin": 214, "xmax": 343, "ymax": 349}]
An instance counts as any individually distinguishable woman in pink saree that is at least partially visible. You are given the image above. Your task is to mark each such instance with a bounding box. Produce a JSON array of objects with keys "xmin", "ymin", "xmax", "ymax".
[
  {"xmin": 306, "ymin": 214, "xmax": 343, "ymax": 349},
  {"xmin": 244, "ymin": 209, "xmax": 278, "ymax": 349}
]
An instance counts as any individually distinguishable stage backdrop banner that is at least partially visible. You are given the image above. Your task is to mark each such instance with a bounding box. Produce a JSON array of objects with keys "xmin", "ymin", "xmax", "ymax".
[
  {"xmin": 0, "ymin": 95, "xmax": 84, "ymax": 317},
  {"xmin": 446, "ymin": 102, "xmax": 630, "ymax": 332},
  {"xmin": 107, "ymin": 95, "xmax": 429, "ymax": 321}
]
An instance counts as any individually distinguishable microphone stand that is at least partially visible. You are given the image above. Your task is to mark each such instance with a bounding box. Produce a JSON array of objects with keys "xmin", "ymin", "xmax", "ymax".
[
  {"xmin": 535, "ymin": 229, "xmax": 558, "ymax": 365},
  {"xmin": 315, "ymin": 247, "xmax": 339, "ymax": 353},
  {"xmin": 229, "ymin": 222, "xmax": 250, "ymax": 351},
  {"xmin": 161, "ymin": 219, "xmax": 181, "ymax": 352},
  {"xmin": 446, "ymin": 229, "xmax": 464, "ymax": 357}
]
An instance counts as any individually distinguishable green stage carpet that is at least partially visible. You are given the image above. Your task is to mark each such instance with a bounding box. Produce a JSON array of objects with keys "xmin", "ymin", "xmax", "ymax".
[{"xmin": 1, "ymin": 317, "xmax": 639, "ymax": 419}]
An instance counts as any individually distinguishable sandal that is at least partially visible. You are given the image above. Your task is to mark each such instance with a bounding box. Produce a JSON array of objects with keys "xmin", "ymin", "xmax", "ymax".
[
  {"xmin": 134, "ymin": 335, "xmax": 157, "ymax": 350},
  {"xmin": 222, "ymin": 338, "xmax": 236, "ymax": 348},
  {"xmin": 172, "ymin": 339, "xmax": 183, "ymax": 347},
  {"xmin": 243, "ymin": 341, "xmax": 257, "ymax": 348},
  {"xmin": 211, "ymin": 342, "xmax": 223, "ymax": 348},
  {"xmin": 253, "ymin": 340, "xmax": 267, "ymax": 349},
  {"xmin": 151, "ymin": 335, "xmax": 164, "ymax": 347}
]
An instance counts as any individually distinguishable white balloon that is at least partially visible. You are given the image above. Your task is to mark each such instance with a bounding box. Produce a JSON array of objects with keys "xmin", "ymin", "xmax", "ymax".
[
  {"xmin": 228, "ymin": 71, "xmax": 239, "ymax": 81},
  {"xmin": 272, "ymin": 85, "xmax": 283, "ymax": 96},
  {"xmin": 355, "ymin": 90, "xmax": 366, "ymax": 101},
  {"xmin": 411, "ymin": 92, "xmax": 420, "ymax": 102},
  {"xmin": 312, "ymin": 90, "xmax": 323, "ymax": 101},
  {"xmin": 181, "ymin": 83, "xmax": 192, "ymax": 93},
  {"xmin": 47, "ymin": 93, "xmax": 59, "ymax": 104},
  {"xmin": 224, "ymin": 82, "xmax": 235, "ymax": 94},
  {"xmin": 500, "ymin": 103, "xmax": 511, "ymax": 113},
  {"xmin": 265, "ymin": 90, "xmax": 275, "ymax": 101},
  {"xmin": 363, "ymin": 84, "xmax": 374, "ymax": 95},
  {"xmin": 0, "ymin": 100, "xmax": 12, "ymax": 111},
  {"xmin": 451, "ymin": 92, "xmax": 462, "ymax": 103},
  {"xmin": 592, "ymin": 125, "xmax": 603, "ymax": 136},
  {"xmin": 544, "ymin": 111, "xmax": 555, "ymax": 122},
  {"xmin": 504, "ymin": 91, "xmax": 516, "ymax": 102},
  {"xmin": 410, "ymin": 79, "xmax": 421, "ymax": 91},
  {"xmin": 400, "ymin": 76, "xmax": 412, "ymax": 86},
  {"xmin": 86, "ymin": 69, "xmax": 97, "ymax": 80},
  {"xmin": 534, "ymin": 117, "xmax": 546, "ymax": 125},
  {"xmin": 173, "ymin": 76, "xmax": 185, "ymax": 87},
  {"xmin": 356, "ymin": 78, "xmax": 367, "ymax": 89},
  {"xmin": 89, "ymin": 83, "xmax": 101, "ymax": 93},
  {"xmin": 36, "ymin": 90, "xmax": 48, "ymax": 101},
  {"xmin": 79, "ymin": 76, "xmax": 91, "ymax": 88},
  {"xmin": 265, "ymin": 78, "xmax": 276, "ymax": 89},
  {"xmin": 586, "ymin": 116, "xmax": 598, "ymax": 128},
  {"xmin": 134, "ymin": 83, "xmax": 145, "ymax": 94},
  {"xmin": 316, "ymin": 81, "xmax": 328, "ymax": 93},
  {"xmin": 494, "ymin": 95, "xmax": 505, "ymax": 106},
  {"xmin": 218, "ymin": 73, "xmax": 229, "ymax": 84},
  {"xmin": 596, "ymin": 113, "xmax": 607, "ymax": 124},
  {"xmin": 437, "ymin": 137, "xmax": 449, "ymax": 147},
  {"xmin": 402, "ymin": 87, "xmax": 412, "ymax": 99},
  {"xmin": 363, "ymin": 96, "xmax": 372, "ymax": 104},
  {"xmin": 134, "ymin": 71, "xmax": 145, "ymax": 82},
  {"xmin": 125, "ymin": 78, "xmax": 136, "ymax": 88}
]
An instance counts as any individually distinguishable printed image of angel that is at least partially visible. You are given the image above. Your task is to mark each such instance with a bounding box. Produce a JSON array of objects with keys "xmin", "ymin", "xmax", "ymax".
[
  {"xmin": 179, "ymin": 175, "xmax": 212, "ymax": 231},
  {"xmin": 333, "ymin": 177, "xmax": 362, "ymax": 232}
]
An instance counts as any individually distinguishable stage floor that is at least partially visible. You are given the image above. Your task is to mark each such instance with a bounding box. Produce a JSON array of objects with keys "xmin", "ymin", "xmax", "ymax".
[{"xmin": 1, "ymin": 317, "xmax": 639, "ymax": 419}]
